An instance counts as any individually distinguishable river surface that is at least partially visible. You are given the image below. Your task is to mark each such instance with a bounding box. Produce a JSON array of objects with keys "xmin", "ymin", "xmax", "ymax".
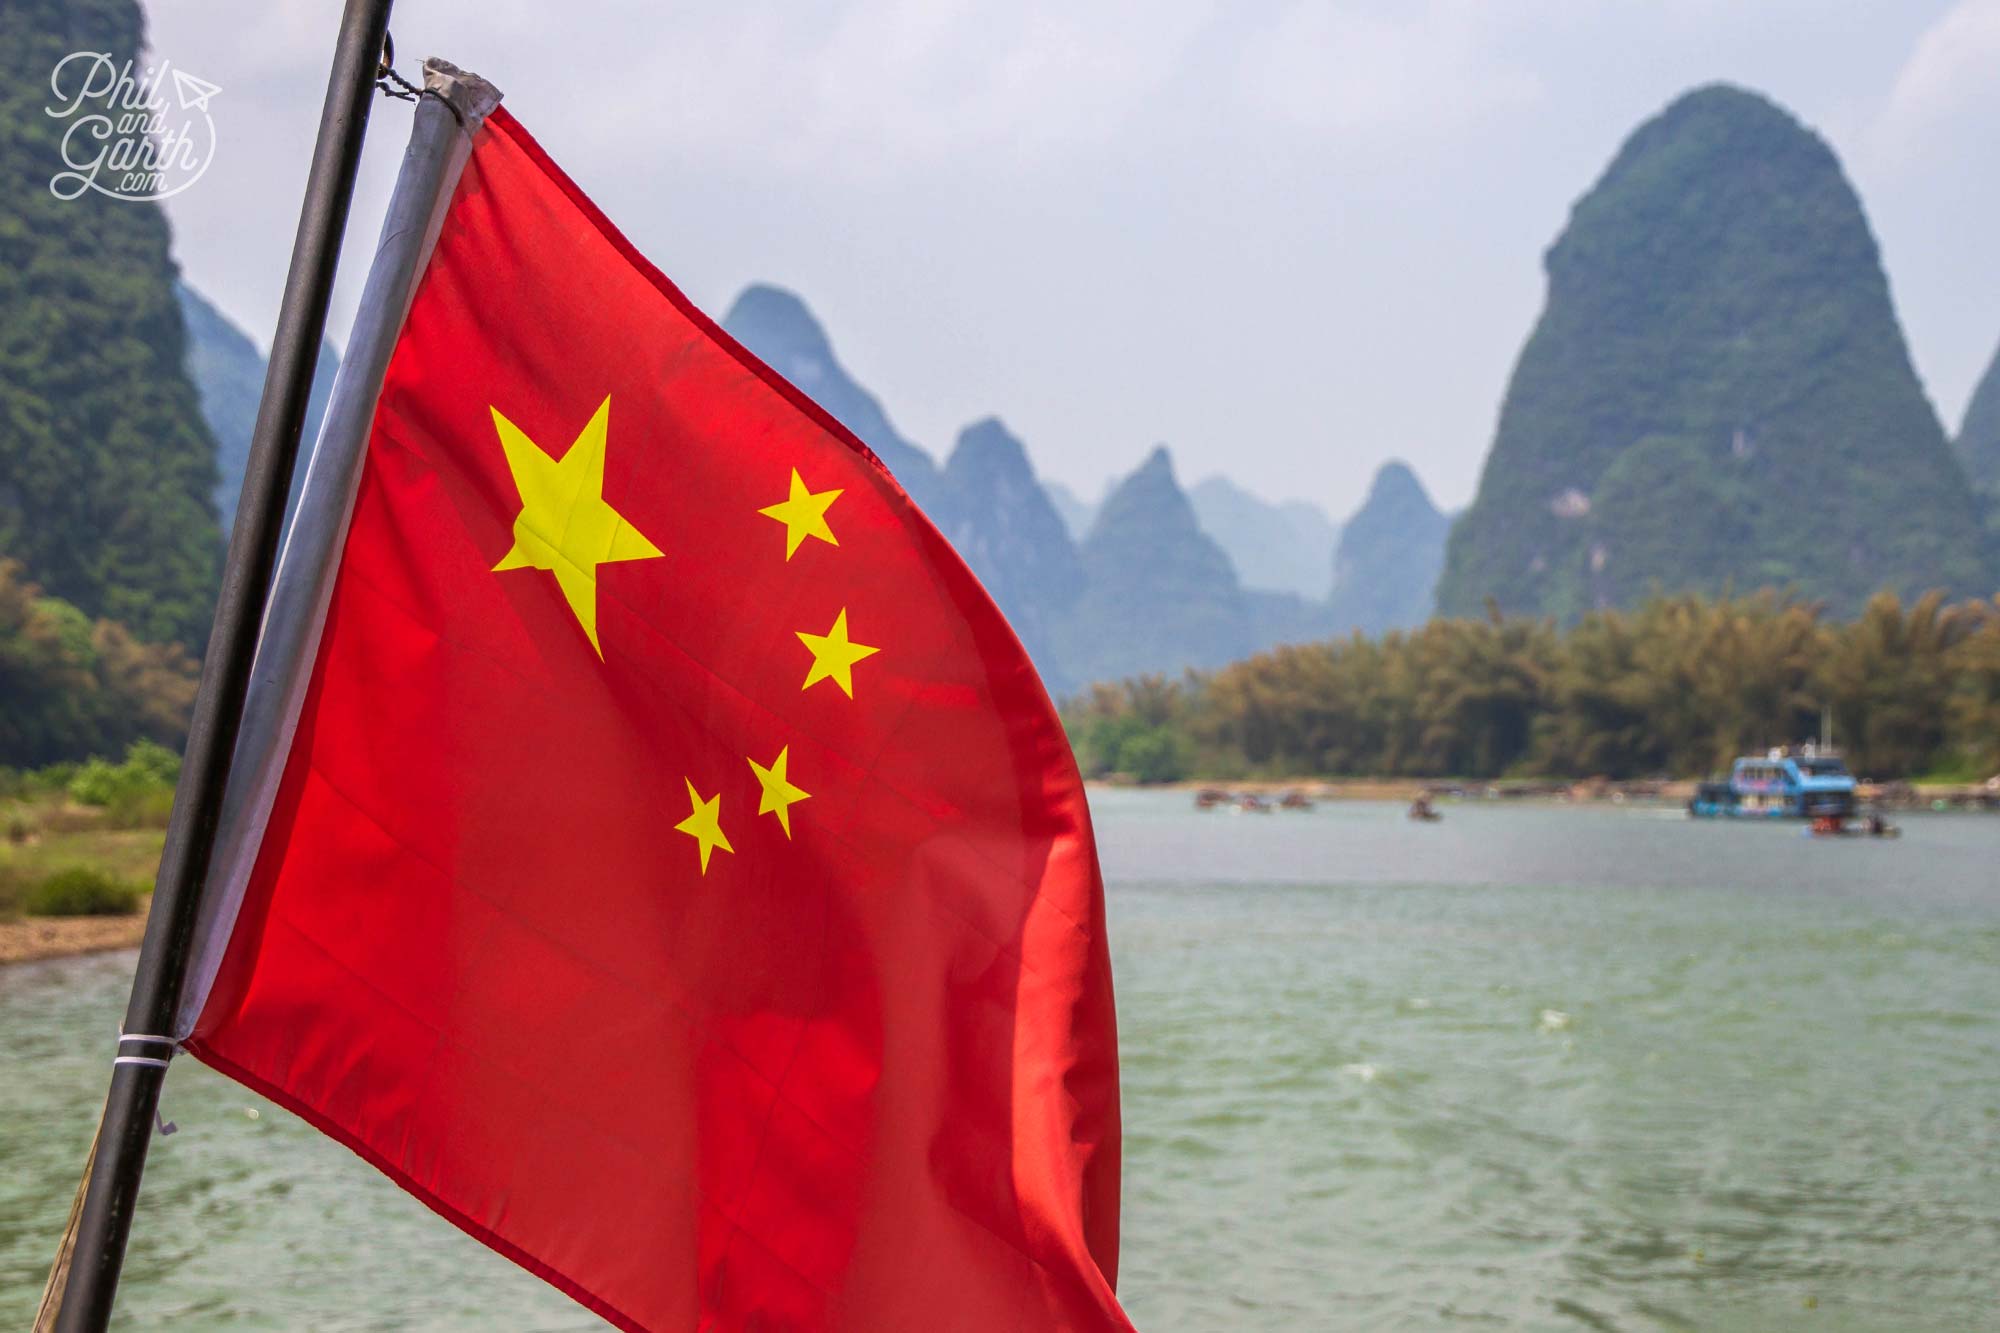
[{"xmin": 3, "ymin": 794, "xmax": 1997, "ymax": 1330}]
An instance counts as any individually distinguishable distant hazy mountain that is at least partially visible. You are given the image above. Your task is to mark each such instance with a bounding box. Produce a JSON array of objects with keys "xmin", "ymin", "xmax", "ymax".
[
  {"xmin": 176, "ymin": 284, "xmax": 340, "ymax": 530},
  {"xmin": 721, "ymin": 284, "xmax": 942, "ymax": 511},
  {"xmin": 1189, "ymin": 476, "xmax": 1339, "ymax": 600},
  {"xmin": 711, "ymin": 281, "xmax": 1438, "ymax": 694},
  {"xmin": 929, "ymin": 418, "xmax": 1086, "ymax": 688},
  {"xmin": 1044, "ymin": 479, "xmax": 1099, "ymax": 543},
  {"xmin": 1963, "ymin": 341, "xmax": 2000, "ymax": 547},
  {"xmin": 718, "ymin": 285, "xmax": 1098, "ymax": 684},
  {"xmin": 1327, "ymin": 462, "xmax": 1449, "ymax": 635},
  {"xmin": 1050, "ymin": 447, "xmax": 1252, "ymax": 683},
  {"xmin": 1437, "ymin": 84, "xmax": 1990, "ymax": 619},
  {"xmin": 1960, "ymin": 338, "xmax": 2000, "ymax": 490}
]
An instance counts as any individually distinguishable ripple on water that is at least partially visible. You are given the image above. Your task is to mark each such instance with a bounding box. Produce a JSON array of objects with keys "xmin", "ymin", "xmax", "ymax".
[
  {"xmin": 1112, "ymin": 803, "xmax": 2000, "ymax": 1332},
  {"xmin": 6, "ymin": 802, "xmax": 2000, "ymax": 1330}
]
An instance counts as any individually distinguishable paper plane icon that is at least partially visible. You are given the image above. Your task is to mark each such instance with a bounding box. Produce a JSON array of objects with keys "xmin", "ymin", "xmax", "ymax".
[{"xmin": 172, "ymin": 69, "xmax": 221, "ymax": 113}]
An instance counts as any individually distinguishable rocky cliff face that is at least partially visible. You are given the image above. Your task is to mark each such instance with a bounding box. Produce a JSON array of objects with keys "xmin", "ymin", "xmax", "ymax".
[
  {"xmin": 1327, "ymin": 462, "xmax": 1450, "ymax": 635},
  {"xmin": 1437, "ymin": 83, "xmax": 1991, "ymax": 620},
  {"xmin": 720, "ymin": 284, "xmax": 941, "ymax": 512},
  {"xmin": 1050, "ymin": 446, "xmax": 1253, "ymax": 683},
  {"xmin": 1189, "ymin": 476, "xmax": 1338, "ymax": 600}
]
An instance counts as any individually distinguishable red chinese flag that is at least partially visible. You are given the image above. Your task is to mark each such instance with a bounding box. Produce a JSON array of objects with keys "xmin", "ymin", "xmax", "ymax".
[{"xmin": 184, "ymin": 108, "xmax": 1131, "ymax": 1332}]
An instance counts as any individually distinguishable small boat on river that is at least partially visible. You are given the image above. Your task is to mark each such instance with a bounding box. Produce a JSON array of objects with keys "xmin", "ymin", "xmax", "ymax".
[{"xmin": 1689, "ymin": 747, "xmax": 1856, "ymax": 821}]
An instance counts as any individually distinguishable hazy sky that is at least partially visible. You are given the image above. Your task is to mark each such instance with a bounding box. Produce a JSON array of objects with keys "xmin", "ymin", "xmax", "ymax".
[{"xmin": 141, "ymin": 0, "xmax": 2000, "ymax": 521}]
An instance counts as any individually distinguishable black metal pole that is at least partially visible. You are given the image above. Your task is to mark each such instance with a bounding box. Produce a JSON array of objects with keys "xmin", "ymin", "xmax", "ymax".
[{"xmin": 52, "ymin": 2, "xmax": 394, "ymax": 1328}]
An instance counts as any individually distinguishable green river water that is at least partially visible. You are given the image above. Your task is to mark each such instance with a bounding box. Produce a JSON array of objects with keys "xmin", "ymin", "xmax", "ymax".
[{"xmin": 3, "ymin": 793, "xmax": 1996, "ymax": 1330}]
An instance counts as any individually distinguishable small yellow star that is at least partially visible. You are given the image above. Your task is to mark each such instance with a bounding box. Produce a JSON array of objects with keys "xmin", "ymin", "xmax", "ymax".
[
  {"xmin": 673, "ymin": 778, "xmax": 733, "ymax": 874},
  {"xmin": 490, "ymin": 396, "xmax": 663, "ymax": 658},
  {"xmin": 796, "ymin": 608, "xmax": 879, "ymax": 697},
  {"xmin": 758, "ymin": 468, "xmax": 842, "ymax": 560},
  {"xmin": 746, "ymin": 745, "xmax": 811, "ymax": 838}
]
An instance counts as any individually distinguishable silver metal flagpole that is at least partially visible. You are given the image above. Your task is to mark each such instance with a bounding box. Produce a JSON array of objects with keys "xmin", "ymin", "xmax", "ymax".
[{"xmin": 39, "ymin": 31, "xmax": 498, "ymax": 1332}]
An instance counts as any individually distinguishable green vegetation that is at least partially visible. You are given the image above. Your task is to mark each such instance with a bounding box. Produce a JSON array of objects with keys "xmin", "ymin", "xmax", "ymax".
[
  {"xmin": 1439, "ymin": 84, "xmax": 1992, "ymax": 622},
  {"xmin": 0, "ymin": 560, "xmax": 198, "ymax": 766},
  {"xmin": 0, "ymin": 0, "xmax": 223, "ymax": 646},
  {"xmin": 1068, "ymin": 678, "xmax": 1192, "ymax": 783},
  {"xmin": 1, "ymin": 819, "xmax": 163, "ymax": 925},
  {"xmin": 65, "ymin": 738, "xmax": 179, "ymax": 826},
  {"xmin": 1067, "ymin": 589, "xmax": 2000, "ymax": 783},
  {"xmin": 22, "ymin": 865, "xmax": 141, "ymax": 917},
  {"xmin": 1, "ymin": 742, "xmax": 173, "ymax": 917}
]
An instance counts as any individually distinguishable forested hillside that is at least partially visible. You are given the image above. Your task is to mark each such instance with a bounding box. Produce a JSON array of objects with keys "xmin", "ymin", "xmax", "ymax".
[
  {"xmin": 0, "ymin": 0, "xmax": 222, "ymax": 647},
  {"xmin": 0, "ymin": 559, "xmax": 196, "ymax": 766},
  {"xmin": 1438, "ymin": 84, "xmax": 1990, "ymax": 620}
]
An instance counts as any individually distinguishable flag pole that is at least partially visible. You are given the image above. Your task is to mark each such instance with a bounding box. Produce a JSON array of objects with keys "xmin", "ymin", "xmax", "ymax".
[{"xmin": 48, "ymin": 2, "xmax": 394, "ymax": 1327}]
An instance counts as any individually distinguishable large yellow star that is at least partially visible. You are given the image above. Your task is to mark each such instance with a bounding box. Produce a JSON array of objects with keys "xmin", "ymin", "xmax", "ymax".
[
  {"xmin": 746, "ymin": 745, "xmax": 811, "ymax": 838},
  {"xmin": 796, "ymin": 608, "xmax": 879, "ymax": 697},
  {"xmin": 673, "ymin": 778, "xmax": 733, "ymax": 874},
  {"xmin": 490, "ymin": 396, "xmax": 662, "ymax": 657},
  {"xmin": 757, "ymin": 468, "xmax": 842, "ymax": 560}
]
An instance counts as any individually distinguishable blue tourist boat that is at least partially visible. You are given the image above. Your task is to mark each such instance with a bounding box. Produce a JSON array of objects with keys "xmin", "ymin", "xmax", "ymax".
[{"xmin": 1688, "ymin": 749, "xmax": 1857, "ymax": 819}]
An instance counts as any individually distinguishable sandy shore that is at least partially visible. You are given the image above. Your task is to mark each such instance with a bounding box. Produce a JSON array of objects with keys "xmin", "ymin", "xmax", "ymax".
[{"xmin": 0, "ymin": 899, "xmax": 147, "ymax": 966}]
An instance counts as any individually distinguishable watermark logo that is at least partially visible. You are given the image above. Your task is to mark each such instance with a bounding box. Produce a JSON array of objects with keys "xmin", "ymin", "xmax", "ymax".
[{"xmin": 46, "ymin": 52, "xmax": 220, "ymax": 202}]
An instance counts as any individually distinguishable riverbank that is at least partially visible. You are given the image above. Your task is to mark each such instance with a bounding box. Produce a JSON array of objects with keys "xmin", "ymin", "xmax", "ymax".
[
  {"xmin": 0, "ymin": 907, "xmax": 146, "ymax": 966},
  {"xmin": 5, "ymin": 774, "xmax": 1995, "ymax": 970},
  {"xmin": 1135, "ymin": 775, "xmax": 2000, "ymax": 810}
]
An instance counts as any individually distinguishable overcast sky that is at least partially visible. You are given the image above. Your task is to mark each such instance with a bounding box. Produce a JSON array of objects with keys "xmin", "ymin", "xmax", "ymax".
[{"xmin": 141, "ymin": 0, "xmax": 2000, "ymax": 521}]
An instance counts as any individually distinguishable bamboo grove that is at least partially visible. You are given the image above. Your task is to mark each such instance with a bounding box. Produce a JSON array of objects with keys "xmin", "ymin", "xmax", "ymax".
[{"xmin": 1063, "ymin": 590, "xmax": 2000, "ymax": 784}]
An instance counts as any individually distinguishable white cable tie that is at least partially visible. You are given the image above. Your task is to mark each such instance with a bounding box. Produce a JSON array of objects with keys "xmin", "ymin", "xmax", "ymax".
[{"xmin": 115, "ymin": 1032, "xmax": 179, "ymax": 1069}]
